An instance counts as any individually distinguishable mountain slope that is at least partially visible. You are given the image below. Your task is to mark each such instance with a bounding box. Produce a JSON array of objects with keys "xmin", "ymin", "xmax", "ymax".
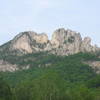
[
  {"xmin": 0, "ymin": 52, "xmax": 99, "ymax": 86},
  {"xmin": 0, "ymin": 28, "xmax": 100, "ymax": 72},
  {"xmin": 0, "ymin": 28, "xmax": 100, "ymax": 100}
]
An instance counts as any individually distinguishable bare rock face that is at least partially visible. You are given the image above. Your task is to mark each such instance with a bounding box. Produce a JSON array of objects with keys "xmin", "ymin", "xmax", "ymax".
[
  {"xmin": 84, "ymin": 61, "xmax": 100, "ymax": 74},
  {"xmin": 33, "ymin": 33, "xmax": 48, "ymax": 44},
  {"xmin": 51, "ymin": 28, "xmax": 82, "ymax": 55},
  {"xmin": 11, "ymin": 32, "xmax": 33, "ymax": 53},
  {"xmin": 3, "ymin": 28, "xmax": 100, "ymax": 55},
  {"xmin": 81, "ymin": 37, "xmax": 93, "ymax": 52},
  {"xmin": 0, "ymin": 60, "xmax": 18, "ymax": 72},
  {"xmin": 10, "ymin": 31, "xmax": 49, "ymax": 54},
  {"xmin": 51, "ymin": 28, "xmax": 66, "ymax": 48},
  {"xmin": 81, "ymin": 37, "xmax": 100, "ymax": 53}
]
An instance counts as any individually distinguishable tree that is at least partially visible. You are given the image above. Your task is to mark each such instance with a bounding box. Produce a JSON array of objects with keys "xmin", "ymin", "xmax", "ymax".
[
  {"xmin": 66, "ymin": 85, "xmax": 95, "ymax": 100},
  {"xmin": 15, "ymin": 71, "xmax": 67, "ymax": 100},
  {"xmin": 0, "ymin": 74, "xmax": 12, "ymax": 100}
]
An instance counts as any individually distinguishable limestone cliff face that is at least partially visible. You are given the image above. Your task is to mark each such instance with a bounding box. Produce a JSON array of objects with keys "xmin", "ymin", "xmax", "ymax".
[
  {"xmin": 51, "ymin": 29, "xmax": 82, "ymax": 55},
  {"xmin": 10, "ymin": 32, "xmax": 33, "ymax": 53},
  {"xmin": 10, "ymin": 31, "xmax": 49, "ymax": 54},
  {"xmin": 50, "ymin": 28, "xmax": 99, "ymax": 55},
  {"xmin": 3, "ymin": 28, "xmax": 100, "ymax": 55},
  {"xmin": 81, "ymin": 37, "xmax": 99, "ymax": 53}
]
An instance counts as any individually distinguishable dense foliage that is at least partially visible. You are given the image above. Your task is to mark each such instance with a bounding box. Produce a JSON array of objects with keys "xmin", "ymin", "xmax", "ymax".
[
  {"xmin": 0, "ymin": 52, "xmax": 100, "ymax": 100},
  {"xmin": 0, "ymin": 75, "xmax": 12, "ymax": 100}
]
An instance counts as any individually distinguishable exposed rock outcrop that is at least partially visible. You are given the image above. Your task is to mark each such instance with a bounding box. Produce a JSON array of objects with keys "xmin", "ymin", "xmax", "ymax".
[
  {"xmin": 10, "ymin": 31, "xmax": 49, "ymax": 54},
  {"xmin": 0, "ymin": 28, "xmax": 100, "ymax": 72},
  {"xmin": 51, "ymin": 29, "xmax": 82, "ymax": 55},
  {"xmin": 0, "ymin": 60, "xmax": 18, "ymax": 72},
  {"xmin": 1, "ymin": 28, "xmax": 100, "ymax": 55},
  {"xmin": 10, "ymin": 32, "xmax": 33, "ymax": 53},
  {"xmin": 81, "ymin": 37, "xmax": 99, "ymax": 53},
  {"xmin": 84, "ymin": 61, "xmax": 100, "ymax": 74}
]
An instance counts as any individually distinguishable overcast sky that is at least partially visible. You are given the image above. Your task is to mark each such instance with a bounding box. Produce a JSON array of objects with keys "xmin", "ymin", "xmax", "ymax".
[{"xmin": 0, "ymin": 0, "xmax": 100, "ymax": 46}]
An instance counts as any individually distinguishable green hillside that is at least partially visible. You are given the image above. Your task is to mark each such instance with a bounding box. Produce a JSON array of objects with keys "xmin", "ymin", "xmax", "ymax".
[{"xmin": 0, "ymin": 52, "xmax": 100, "ymax": 100}]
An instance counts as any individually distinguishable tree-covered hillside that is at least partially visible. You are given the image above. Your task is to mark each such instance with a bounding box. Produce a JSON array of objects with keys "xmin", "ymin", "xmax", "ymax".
[{"xmin": 0, "ymin": 52, "xmax": 100, "ymax": 100}]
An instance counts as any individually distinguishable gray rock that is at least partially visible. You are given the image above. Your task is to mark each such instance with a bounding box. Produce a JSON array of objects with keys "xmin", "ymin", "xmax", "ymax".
[
  {"xmin": 2, "ymin": 28, "xmax": 100, "ymax": 56},
  {"xmin": 0, "ymin": 28, "xmax": 100, "ymax": 72},
  {"xmin": 10, "ymin": 31, "xmax": 49, "ymax": 54},
  {"xmin": 84, "ymin": 61, "xmax": 100, "ymax": 74},
  {"xmin": 0, "ymin": 60, "xmax": 18, "ymax": 72}
]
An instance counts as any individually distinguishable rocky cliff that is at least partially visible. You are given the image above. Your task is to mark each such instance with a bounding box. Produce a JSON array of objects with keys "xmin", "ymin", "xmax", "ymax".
[
  {"xmin": 1, "ymin": 28, "xmax": 99, "ymax": 56},
  {"xmin": 0, "ymin": 28, "xmax": 100, "ymax": 72}
]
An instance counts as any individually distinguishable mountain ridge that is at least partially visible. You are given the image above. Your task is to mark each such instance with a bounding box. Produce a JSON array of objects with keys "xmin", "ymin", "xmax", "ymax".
[
  {"xmin": 0, "ymin": 28, "xmax": 100, "ymax": 72},
  {"xmin": 0, "ymin": 28, "xmax": 100, "ymax": 56}
]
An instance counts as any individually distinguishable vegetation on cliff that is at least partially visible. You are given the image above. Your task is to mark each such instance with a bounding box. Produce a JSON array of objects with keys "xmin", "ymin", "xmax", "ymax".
[{"xmin": 0, "ymin": 52, "xmax": 100, "ymax": 100}]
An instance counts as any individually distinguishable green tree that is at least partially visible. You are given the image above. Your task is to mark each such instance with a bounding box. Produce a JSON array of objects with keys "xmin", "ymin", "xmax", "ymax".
[
  {"xmin": 66, "ymin": 85, "xmax": 95, "ymax": 100},
  {"xmin": 87, "ymin": 75, "xmax": 100, "ymax": 88},
  {"xmin": 15, "ymin": 71, "xmax": 67, "ymax": 100},
  {"xmin": 0, "ymin": 75, "xmax": 12, "ymax": 100}
]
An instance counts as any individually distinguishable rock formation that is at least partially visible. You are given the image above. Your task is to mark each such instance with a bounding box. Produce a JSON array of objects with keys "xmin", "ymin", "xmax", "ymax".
[
  {"xmin": 51, "ymin": 29, "xmax": 82, "ymax": 55},
  {"xmin": 9, "ymin": 31, "xmax": 49, "ymax": 54},
  {"xmin": 0, "ymin": 60, "xmax": 18, "ymax": 72},
  {"xmin": 84, "ymin": 61, "xmax": 100, "ymax": 74},
  {"xmin": 0, "ymin": 28, "xmax": 100, "ymax": 72},
  {"xmin": 1, "ymin": 28, "xmax": 100, "ymax": 56}
]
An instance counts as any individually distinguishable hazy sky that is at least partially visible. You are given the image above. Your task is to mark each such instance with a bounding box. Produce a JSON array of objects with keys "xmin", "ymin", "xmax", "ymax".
[{"xmin": 0, "ymin": 0, "xmax": 100, "ymax": 46}]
